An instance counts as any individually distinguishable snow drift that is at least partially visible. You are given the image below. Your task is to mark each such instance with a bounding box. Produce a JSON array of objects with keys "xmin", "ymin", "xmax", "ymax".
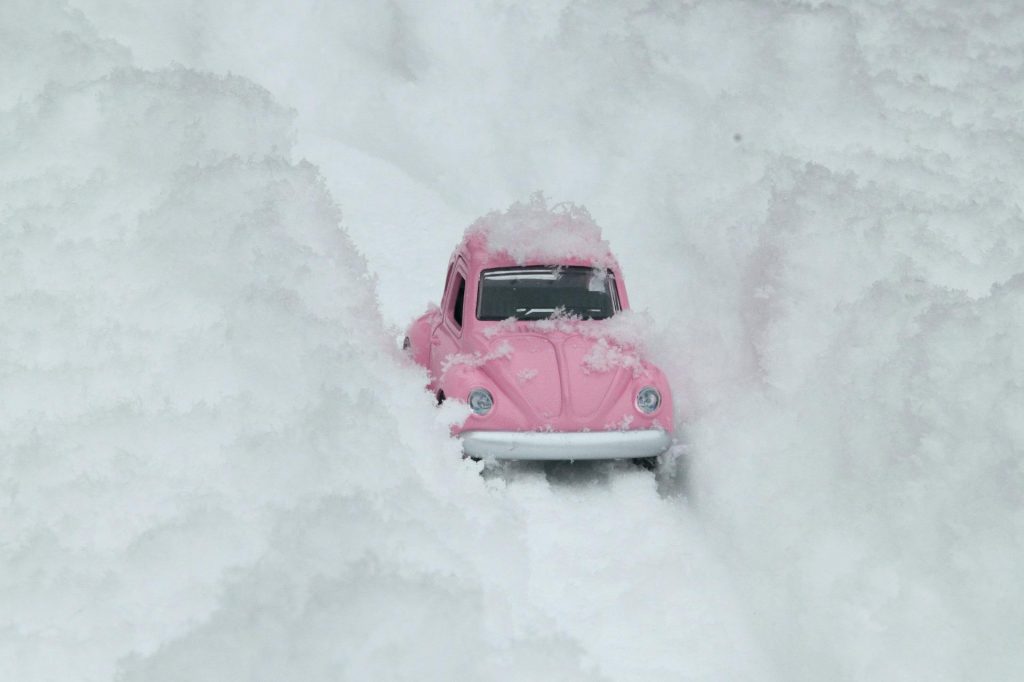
[
  {"xmin": 5, "ymin": 0, "xmax": 1024, "ymax": 680},
  {"xmin": 462, "ymin": 193, "xmax": 615, "ymax": 269},
  {"xmin": 0, "ymin": 8, "xmax": 589, "ymax": 680},
  {"xmin": 2, "ymin": 4, "xmax": 760, "ymax": 681}
]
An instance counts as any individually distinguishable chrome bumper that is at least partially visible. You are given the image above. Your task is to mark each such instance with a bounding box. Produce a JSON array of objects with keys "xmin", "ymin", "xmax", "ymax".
[{"xmin": 460, "ymin": 429, "xmax": 672, "ymax": 461}]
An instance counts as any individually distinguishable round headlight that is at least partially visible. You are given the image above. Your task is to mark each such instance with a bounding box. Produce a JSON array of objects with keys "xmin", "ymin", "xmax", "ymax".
[
  {"xmin": 636, "ymin": 387, "xmax": 661, "ymax": 414},
  {"xmin": 468, "ymin": 388, "xmax": 494, "ymax": 415}
]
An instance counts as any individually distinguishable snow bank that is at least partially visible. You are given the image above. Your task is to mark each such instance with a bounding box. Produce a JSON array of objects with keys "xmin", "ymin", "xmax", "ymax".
[
  {"xmin": 14, "ymin": 0, "xmax": 1024, "ymax": 680},
  {"xmin": 679, "ymin": 167, "xmax": 1024, "ymax": 680},
  {"xmin": 4, "ymin": 6, "xmax": 765, "ymax": 682},
  {"xmin": 625, "ymin": 5, "xmax": 1024, "ymax": 678},
  {"xmin": 130, "ymin": 1, "xmax": 1021, "ymax": 679},
  {"xmin": 0, "ymin": 8, "xmax": 598, "ymax": 681}
]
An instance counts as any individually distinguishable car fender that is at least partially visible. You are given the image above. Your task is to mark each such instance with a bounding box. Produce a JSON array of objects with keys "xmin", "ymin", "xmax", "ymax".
[
  {"xmin": 438, "ymin": 362, "xmax": 531, "ymax": 433},
  {"xmin": 404, "ymin": 305, "xmax": 440, "ymax": 370},
  {"xmin": 631, "ymin": 360, "xmax": 674, "ymax": 431}
]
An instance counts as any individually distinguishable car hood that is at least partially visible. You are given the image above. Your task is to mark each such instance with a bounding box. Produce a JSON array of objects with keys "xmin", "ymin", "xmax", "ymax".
[{"xmin": 471, "ymin": 330, "xmax": 655, "ymax": 430}]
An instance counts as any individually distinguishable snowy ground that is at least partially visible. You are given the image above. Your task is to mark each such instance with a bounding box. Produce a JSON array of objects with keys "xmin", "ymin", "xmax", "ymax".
[{"xmin": 3, "ymin": 1, "xmax": 1024, "ymax": 680}]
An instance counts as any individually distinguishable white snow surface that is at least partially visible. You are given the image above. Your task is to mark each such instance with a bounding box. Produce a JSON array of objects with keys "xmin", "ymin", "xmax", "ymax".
[
  {"xmin": 464, "ymin": 193, "xmax": 616, "ymax": 268},
  {"xmin": 4, "ymin": 1, "xmax": 1024, "ymax": 681}
]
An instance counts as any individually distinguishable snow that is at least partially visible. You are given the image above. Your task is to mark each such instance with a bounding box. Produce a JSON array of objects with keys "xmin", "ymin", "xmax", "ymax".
[
  {"xmin": 516, "ymin": 369, "xmax": 538, "ymax": 384},
  {"xmin": 441, "ymin": 340, "xmax": 514, "ymax": 378},
  {"xmin": 463, "ymin": 193, "xmax": 616, "ymax": 268},
  {"xmin": 582, "ymin": 337, "xmax": 645, "ymax": 378},
  {"xmin": 516, "ymin": 309, "xmax": 655, "ymax": 361},
  {"xmin": 5, "ymin": 1, "xmax": 1024, "ymax": 681}
]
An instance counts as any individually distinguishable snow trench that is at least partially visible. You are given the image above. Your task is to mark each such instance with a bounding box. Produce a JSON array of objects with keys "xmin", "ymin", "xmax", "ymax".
[
  {"xmin": 1, "ymin": 5, "xmax": 759, "ymax": 681},
  {"xmin": 4, "ymin": 1, "xmax": 1024, "ymax": 681}
]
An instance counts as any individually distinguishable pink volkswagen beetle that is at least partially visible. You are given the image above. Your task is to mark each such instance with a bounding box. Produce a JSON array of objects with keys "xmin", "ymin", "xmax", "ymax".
[{"xmin": 404, "ymin": 198, "xmax": 673, "ymax": 464}]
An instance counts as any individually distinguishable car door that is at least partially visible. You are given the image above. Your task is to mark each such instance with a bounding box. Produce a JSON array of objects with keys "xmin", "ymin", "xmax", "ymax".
[{"xmin": 430, "ymin": 259, "xmax": 467, "ymax": 390}]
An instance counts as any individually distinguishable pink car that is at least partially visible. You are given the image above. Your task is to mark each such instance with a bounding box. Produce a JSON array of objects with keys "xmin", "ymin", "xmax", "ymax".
[{"xmin": 404, "ymin": 201, "xmax": 673, "ymax": 463}]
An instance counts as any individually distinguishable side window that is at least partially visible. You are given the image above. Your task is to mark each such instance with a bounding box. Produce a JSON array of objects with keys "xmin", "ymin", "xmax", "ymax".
[{"xmin": 452, "ymin": 273, "xmax": 466, "ymax": 328}]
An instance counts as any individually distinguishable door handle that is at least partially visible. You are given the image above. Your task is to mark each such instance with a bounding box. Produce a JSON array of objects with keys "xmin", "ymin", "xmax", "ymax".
[{"xmin": 431, "ymin": 336, "xmax": 441, "ymax": 346}]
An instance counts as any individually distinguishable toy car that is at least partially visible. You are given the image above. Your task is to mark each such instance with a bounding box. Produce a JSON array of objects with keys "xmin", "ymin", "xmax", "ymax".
[{"xmin": 404, "ymin": 200, "xmax": 673, "ymax": 463}]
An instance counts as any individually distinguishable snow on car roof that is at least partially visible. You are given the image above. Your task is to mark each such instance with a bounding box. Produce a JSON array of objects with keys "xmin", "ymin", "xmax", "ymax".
[{"xmin": 461, "ymin": 193, "xmax": 619, "ymax": 269}]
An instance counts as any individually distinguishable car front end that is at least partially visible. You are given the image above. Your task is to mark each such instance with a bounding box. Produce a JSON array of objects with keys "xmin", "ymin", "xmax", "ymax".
[{"xmin": 443, "ymin": 322, "xmax": 674, "ymax": 461}]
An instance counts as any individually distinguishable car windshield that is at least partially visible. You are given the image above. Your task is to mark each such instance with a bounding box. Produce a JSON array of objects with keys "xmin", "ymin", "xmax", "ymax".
[{"xmin": 476, "ymin": 266, "xmax": 619, "ymax": 321}]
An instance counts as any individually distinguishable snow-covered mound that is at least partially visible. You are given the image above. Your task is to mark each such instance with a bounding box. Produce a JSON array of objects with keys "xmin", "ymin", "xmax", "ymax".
[
  {"xmin": 3, "ymin": 5, "xmax": 767, "ymax": 682},
  {"xmin": 462, "ymin": 193, "xmax": 615, "ymax": 268},
  {"xmin": 146, "ymin": 2, "xmax": 1019, "ymax": 679},
  {"xmin": 7, "ymin": 0, "xmax": 1024, "ymax": 680},
  {"xmin": 0, "ymin": 8, "xmax": 595, "ymax": 681}
]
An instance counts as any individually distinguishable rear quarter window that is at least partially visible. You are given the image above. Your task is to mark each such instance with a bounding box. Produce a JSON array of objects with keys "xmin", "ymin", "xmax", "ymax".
[{"xmin": 451, "ymin": 273, "xmax": 466, "ymax": 328}]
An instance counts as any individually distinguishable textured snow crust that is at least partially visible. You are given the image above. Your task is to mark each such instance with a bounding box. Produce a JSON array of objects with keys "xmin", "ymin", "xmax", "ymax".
[
  {"xmin": 2, "ymin": 3, "xmax": 760, "ymax": 682},
  {"xmin": 463, "ymin": 193, "xmax": 616, "ymax": 268},
  {"xmin": 6, "ymin": 0, "xmax": 1024, "ymax": 681}
]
